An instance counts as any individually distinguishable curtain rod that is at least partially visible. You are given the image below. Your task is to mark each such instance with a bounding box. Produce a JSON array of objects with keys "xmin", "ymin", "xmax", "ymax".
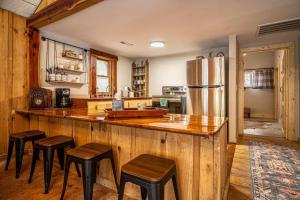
[{"xmin": 41, "ymin": 36, "xmax": 88, "ymax": 52}]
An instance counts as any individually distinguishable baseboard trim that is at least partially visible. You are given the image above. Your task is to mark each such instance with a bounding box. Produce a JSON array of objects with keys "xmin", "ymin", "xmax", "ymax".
[{"xmin": 250, "ymin": 113, "xmax": 274, "ymax": 119}]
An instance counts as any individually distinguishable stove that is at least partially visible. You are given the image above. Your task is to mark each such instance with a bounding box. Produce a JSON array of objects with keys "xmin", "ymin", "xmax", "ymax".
[{"xmin": 152, "ymin": 86, "xmax": 187, "ymax": 114}]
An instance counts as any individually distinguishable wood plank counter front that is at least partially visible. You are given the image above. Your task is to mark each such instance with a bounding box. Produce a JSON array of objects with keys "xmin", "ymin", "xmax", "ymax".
[{"xmin": 15, "ymin": 109, "xmax": 228, "ymax": 200}]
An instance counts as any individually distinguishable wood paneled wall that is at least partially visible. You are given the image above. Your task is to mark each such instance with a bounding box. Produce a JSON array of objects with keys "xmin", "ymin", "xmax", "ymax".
[{"xmin": 0, "ymin": 9, "xmax": 29, "ymax": 156}]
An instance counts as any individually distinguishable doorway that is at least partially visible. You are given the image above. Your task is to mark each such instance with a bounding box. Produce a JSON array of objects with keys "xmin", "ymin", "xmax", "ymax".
[
  {"xmin": 243, "ymin": 50, "xmax": 282, "ymax": 137},
  {"xmin": 238, "ymin": 43, "xmax": 297, "ymax": 140}
]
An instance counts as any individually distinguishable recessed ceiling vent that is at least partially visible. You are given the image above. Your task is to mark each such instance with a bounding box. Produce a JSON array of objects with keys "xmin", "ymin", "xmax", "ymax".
[
  {"xmin": 257, "ymin": 17, "xmax": 300, "ymax": 36},
  {"xmin": 120, "ymin": 41, "xmax": 134, "ymax": 46}
]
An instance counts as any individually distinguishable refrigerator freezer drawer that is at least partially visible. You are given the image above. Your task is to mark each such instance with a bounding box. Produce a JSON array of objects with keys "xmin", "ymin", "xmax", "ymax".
[
  {"xmin": 187, "ymin": 87, "xmax": 225, "ymax": 117},
  {"xmin": 187, "ymin": 57, "xmax": 225, "ymax": 86}
]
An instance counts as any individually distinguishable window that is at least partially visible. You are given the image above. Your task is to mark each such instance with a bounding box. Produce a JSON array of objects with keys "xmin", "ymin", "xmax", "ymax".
[
  {"xmin": 244, "ymin": 70, "xmax": 254, "ymax": 88},
  {"xmin": 96, "ymin": 59, "xmax": 110, "ymax": 93},
  {"xmin": 244, "ymin": 68, "xmax": 274, "ymax": 89},
  {"xmin": 90, "ymin": 49, "xmax": 118, "ymax": 97}
]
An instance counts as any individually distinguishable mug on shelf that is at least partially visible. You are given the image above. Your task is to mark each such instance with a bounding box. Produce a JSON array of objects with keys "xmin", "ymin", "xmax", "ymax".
[{"xmin": 49, "ymin": 74, "xmax": 55, "ymax": 81}]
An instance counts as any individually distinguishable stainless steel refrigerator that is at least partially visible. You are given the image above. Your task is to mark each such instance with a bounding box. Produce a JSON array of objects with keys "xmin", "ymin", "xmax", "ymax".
[{"xmin": 186, "ymin": 56, "xmax": 225, "ymax": 117}]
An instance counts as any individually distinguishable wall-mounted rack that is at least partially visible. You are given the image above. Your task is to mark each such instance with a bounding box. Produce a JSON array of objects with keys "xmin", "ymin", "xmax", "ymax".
[{"xmin": 42, "ymin": 36, "xmax": 88, "ymax": 86}]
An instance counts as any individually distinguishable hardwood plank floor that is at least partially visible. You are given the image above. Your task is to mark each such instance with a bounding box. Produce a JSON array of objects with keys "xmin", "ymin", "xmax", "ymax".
[
  {"xmin": 0, "ymin": 155, "xmax": 133, "ymax": 200},
  {"xmin": 228, "ymin": 134, "xmax": 300, "ymax": 200}
]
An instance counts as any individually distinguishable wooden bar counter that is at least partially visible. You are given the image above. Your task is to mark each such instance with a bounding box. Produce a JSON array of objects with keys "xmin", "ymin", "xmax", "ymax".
[{"xmin": 14, "ymin": 108, "xmax": 228, "ymax": 200}]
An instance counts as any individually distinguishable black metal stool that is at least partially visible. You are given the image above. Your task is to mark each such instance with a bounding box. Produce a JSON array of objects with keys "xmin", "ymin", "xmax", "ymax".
[
  {"xmin": 118, "ymin": 154, "xmax": 180, "ymax": 200},
  {"xmin": 60, "ymin": 143, "xmax": 118, "ymax": 200},
  {"xmin": 5, "ymin": 130, "xmax": 46, "ymax": 178},
  {"xmin": 28, "ymin": 135, "xmax": 81, "ymax": 194}
]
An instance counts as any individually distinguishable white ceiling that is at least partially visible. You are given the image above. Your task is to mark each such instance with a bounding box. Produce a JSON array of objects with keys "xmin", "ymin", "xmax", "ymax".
[
  {"xmin": 0, "ymin": 0, "xmax": 41, "ymax": 17},
  {"xmin": 41, "ymin": 0, "xmax": 300, "ymax": 58}
]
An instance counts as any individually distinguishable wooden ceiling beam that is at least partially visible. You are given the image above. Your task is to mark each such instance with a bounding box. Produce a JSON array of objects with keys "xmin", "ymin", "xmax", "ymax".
[{"xmin": 27, "ymin": 0, "xmax": 104, "ymax": 28}]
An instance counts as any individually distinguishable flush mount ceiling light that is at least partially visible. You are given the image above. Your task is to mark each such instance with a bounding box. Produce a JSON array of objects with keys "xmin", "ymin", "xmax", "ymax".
[{"xmin": 150, "ymin": 41, "xmax": 165, "ymax": 48}]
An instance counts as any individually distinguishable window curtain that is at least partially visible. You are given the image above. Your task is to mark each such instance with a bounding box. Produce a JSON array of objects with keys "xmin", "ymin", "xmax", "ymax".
[{"xmin": 244, "ymin": 68, "xmax": 274, "ymax": 89}]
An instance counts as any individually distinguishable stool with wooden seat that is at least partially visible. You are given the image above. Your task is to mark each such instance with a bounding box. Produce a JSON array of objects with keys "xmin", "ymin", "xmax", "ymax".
[
  {"xmin": 28, "ymin": 135, "xmax": 81, "ymax": 194},
  {"xmin": 118, "ymin": 154, "xmax": 179, "ymax": 200},
  {"xmin": 5, "ymin": 130, "xmax": 46, "ymax": 178},
  {"xmin": 60, "ymin": 143, "xmax": 118, "ymax": 200}
]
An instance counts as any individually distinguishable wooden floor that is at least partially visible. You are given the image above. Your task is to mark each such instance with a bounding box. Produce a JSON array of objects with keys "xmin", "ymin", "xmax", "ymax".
[
  {"xmin": 228, "ymin": 134, "xmax": 300, "ymax": 200},
  {"xmin": 244, "ymin": 119, "xmax": 283, "ymax": 137},
  {"xmin": 0, "ymin": 155, "xmax": 132, "ymax": 200}
]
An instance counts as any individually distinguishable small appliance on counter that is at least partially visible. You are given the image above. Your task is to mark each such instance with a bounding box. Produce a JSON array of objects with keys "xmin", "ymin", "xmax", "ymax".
[
  {"xmin": 152, "ymin": 86, "xmax": 187, "ymax": 114},
  {"xmin": 55, "ymin": 88, "xmax": 71, "ymax": 108},
  {"xmin": 29, "ymin": 88, "xmax": 52, "ymax": 109}
]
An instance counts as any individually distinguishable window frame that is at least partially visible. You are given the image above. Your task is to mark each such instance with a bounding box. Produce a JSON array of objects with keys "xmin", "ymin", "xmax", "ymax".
[{"xmin": 89, "ymin": 49, "xmax": 118, "ymax": 97}]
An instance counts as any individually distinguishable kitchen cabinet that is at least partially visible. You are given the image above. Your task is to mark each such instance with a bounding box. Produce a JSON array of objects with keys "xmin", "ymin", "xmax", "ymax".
[
  {"xmin": 87, "ymin": 99, "xmax": 152, "ymax": 113},
  {"xmin": 124, "ymin": 99, "xmax": 152, "ymax": 108},
  {"xmin": 88, "ymin": 101, "xmax": 112, "ymax": 114}
]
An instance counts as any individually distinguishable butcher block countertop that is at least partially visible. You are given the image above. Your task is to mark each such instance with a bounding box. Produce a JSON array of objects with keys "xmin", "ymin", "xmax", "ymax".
[{"xmin": 16, "ymin": 108, "xmax": 227, "ymax": 136}]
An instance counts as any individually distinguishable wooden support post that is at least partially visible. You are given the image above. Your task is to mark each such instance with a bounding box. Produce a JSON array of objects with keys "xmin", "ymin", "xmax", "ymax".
[{"xmin": 28, "ymin": 28, "xmax": 40, "ymax": 88}]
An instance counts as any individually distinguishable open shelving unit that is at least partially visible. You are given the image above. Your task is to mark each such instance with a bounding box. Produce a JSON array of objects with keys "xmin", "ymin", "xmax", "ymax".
[
  {"xmin": 43, "ymin": 37, "xmax": 88, "ymax": 86},
  {"xmin": 131, "ymin": 60, "xmax": 149, "ymax": 97}
]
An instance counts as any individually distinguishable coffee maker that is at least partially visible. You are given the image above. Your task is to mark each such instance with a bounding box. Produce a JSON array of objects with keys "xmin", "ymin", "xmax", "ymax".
[{"xmin": 55, "ymin": 88, "xmax": 71, "ymax": 108}]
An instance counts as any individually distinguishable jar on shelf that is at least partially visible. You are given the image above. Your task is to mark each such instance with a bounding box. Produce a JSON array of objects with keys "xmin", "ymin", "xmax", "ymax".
[
  {"xmin": 61, "ymin": 74, "xmax": 68, "ymax": 82},
  {"xmin": 58, "ymin": 63, "xmax": 64, "ymax": 69}
]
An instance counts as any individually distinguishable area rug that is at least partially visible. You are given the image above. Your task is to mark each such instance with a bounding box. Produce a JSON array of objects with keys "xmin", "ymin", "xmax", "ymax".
[{"xmin": 249, "ymin": 141, "xmax": 300, "ymax": 200}]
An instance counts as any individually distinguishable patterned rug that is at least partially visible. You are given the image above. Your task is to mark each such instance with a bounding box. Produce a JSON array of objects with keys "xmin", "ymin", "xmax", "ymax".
[{"xmin": 249, "ymin": 141, "xmax": 300, "ymax": 200}]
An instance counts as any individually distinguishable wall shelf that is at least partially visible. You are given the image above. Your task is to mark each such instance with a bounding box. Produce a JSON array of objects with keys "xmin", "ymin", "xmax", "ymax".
[
  {"xmin": 47, "ymin": 80, "xmax": 86, "ymax": 85},
  {"xmin": 62, "ymin": 53, "xmax": 84, "ymax": 61},
  {"xmin": 57, "ymin": 68, "xmax": 86, "ymax": 74}
]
